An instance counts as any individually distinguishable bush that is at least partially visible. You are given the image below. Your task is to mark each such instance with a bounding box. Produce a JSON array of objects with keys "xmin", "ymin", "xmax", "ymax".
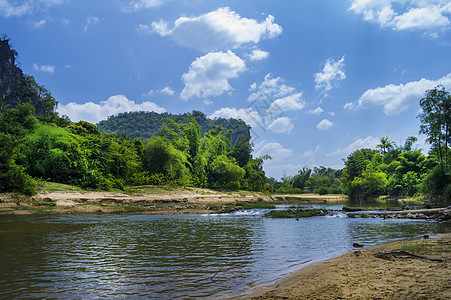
[{"xmin": 315, "ymin": 186, "xmax": 329, "ymax": 195}]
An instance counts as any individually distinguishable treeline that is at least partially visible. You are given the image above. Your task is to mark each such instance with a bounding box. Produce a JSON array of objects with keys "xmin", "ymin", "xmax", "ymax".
[
  {"xmin": 97, "ymin": 110, "xmax": 250, "ymax": 145},
  {"xmin": 268, "ymin": 86, "xmax": 450, "ymax": 205},
  {"xmin": 0, "ymin": 103, "xmax": 271, "ymax": 195},
  {"xmin": 269, "ymin": 166, "xmax": 342, "ymax": 195}
]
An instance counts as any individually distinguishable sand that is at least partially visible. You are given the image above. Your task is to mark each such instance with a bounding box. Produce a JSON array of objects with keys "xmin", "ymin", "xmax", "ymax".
[
  {"xmin": 0, "ymin": 188, "xmax": 342, "ymax": 214},
  {"xmin": 246, "ymin": 235, "xmax": 450, "ymax": 300}
]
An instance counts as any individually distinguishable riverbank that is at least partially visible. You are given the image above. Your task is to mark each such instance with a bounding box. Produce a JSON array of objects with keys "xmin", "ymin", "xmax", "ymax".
[
  {"xmin": 246, "ymin": 234, "xmax": 451, "ymax": 300},
  {"xmin": 0, "ymin": 187, "xmax": 342, "ymax": 215}
]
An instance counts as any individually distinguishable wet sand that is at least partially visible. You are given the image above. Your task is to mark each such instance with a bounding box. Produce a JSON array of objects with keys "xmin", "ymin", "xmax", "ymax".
[{"xmin": 246, "ymin": 234, "xmax": 450, "ymax": 300}]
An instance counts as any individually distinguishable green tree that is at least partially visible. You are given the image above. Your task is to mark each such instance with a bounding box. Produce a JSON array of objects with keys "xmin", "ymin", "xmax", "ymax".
[
  {"xmin": 142, "ymin": 136, "xmax": 190, "ymax": 183},
  {"xmin": 418, "ymin": 86, "xmax": 451, "ymax": 169},
  {"xmin": 0, "ymin": 103, "xmax": 38, "ymax": 194},
  {"xmin": 376, "ymin": 136, "xmax": 392, "ymax": 155},
  {"xmin": 230, "ymin": 134, "xmax": 252, "ymax": 167},
  {"xmin": 418, "ymin": 86, "xmax": 451, "ymax": 203}
]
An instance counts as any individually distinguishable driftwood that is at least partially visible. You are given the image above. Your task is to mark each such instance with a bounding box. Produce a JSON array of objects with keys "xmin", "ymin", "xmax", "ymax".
[{"xmin": 374, "ymin": 250, "xmax": 448, "ymax": 262}]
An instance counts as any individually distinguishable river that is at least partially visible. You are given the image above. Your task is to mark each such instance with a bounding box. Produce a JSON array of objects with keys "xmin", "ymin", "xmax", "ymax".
[{"xmin": 0, "ymin": 204, "xmax": 449, "ymax": 299}]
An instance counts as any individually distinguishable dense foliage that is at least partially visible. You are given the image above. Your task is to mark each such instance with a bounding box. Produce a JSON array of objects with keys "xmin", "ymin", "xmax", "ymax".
[
  {"xmin": 267, "ymin": 87, "xmax": 450, "ymax": 206},
  {"xmin": 97, "ymin": 110, "xmax": 250, "ymax": 146}
]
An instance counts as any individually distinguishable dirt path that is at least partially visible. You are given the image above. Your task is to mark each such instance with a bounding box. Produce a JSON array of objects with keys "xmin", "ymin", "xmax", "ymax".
[{"xmin": 246, "ymin": 235, "xmax": 450, "ymax": 300}]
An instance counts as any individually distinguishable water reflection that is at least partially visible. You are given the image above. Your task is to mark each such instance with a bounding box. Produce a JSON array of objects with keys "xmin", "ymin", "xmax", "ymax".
[{"xmin": 0, "ymin": 210, "xmax": 448, "ymax": 299}]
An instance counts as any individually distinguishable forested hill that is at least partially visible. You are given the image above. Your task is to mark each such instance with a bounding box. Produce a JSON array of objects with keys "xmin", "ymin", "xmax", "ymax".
[
  {"xmin": 0, "ymin": 38, "xmax": 57, "ymax": 117},
  {"xmin": 97, "ymin": 110, "xmax": 251, "ymax": 145}
]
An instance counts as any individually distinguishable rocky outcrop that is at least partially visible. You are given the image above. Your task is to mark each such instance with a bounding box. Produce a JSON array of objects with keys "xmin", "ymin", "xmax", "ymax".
[
  {"xmin": 347, "ymin": 207, "xmax": 451, "ymax": 222},
  {"xmin": 0, "ymin": 38, "xmax": 24, "ymax": 104}
]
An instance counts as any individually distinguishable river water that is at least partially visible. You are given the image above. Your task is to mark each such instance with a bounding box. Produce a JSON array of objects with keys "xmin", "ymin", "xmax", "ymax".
[{"xmin": 0, "ymin": 205, "xmax": 449, "ymax": 299}]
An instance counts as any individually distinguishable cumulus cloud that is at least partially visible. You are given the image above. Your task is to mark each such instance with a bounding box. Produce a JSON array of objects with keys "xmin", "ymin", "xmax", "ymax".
[
  {"xmin": 209, "ymin": 107, "xmax": 263, "ymax": 128},
  {"xmin": 146, "ymin": 86, "xmax": 175, "ymax": 96},
  {"xmin": 180, "ymin": 50, "xmax": 246, "ymax": 100},
  {"xmin": 268, "ymin": 92, "xmax": 306, "ymax": 112},
  {"xmin": 145, "ymin": 7, "xmax": 282, "ymax": 52},
  {"xmin": 349, "ymin": 0, "xmax": 451, "ymax": 35},
  {"xmin": 33, "ymin": 63, "xmax": 55, "ymax": 74},
  {"xmin": 328, "ymin": 136, "xmax": 380, "ymax": 157},
  {"xmin": 57, "ymin": 94, "xmax": 166, "ymax": 124},
  {"xmin": 267, "ymin": 117, "xmax": 294, "ymax": 133},
  {"xmin": 160, "ymin": 86, "xmax": 175, "ymax": 95},
  {"xmin": 122, "ymin": 0, "xmax": 163, "ymax": 12},
  {"xmin": 245, "ymin": 74, "xmax": 305, "ymax": 132},
  {"xmin": 254, "ymin": 140, "xmax": 293, "ymax": 160},
  {"xmin": 307, "ymin": 107, "xmax": 324, "ymax": 115},
  {"xmin": 248, "ymin": 73, "xmax": 295, "ymax": 102},
  {"xmin": 316, "ymin": 119, "xmax": 333, "ymax": 130},
  {"xmin": 346, "ymin": 73, "xmax": 451, "ymax": 115},
  {"xmin": 248, "ymin": 49, "xmax": 270, "ymax": 61},
  {"xmin": 314, "ymin": 56, "xmax": 346, "ymax": 92}
]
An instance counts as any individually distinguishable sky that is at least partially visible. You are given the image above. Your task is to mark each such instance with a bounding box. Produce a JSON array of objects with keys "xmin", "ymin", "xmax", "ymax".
[{"xmin": 2, "ymin": 0, "xmax": 451, "ymax": 179}]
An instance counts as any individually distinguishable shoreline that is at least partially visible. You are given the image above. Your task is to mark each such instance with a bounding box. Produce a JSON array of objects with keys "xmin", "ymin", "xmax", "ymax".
[
  {"xmin": 242, "ymin": 234, "xmax": 450, "ymax": 300},
  {"xmin": 0, "ymin": 189, "xmax": 345, "ymax": 215}
]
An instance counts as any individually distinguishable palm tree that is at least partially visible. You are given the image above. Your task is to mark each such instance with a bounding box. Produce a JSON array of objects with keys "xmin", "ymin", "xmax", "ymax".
[{"xmin": 376, "ymin": 136, "xmax": 392, "ymax": 155}]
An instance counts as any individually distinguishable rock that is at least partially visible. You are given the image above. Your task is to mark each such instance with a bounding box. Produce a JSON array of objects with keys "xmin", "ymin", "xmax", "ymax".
[
  {"xmin": 353, "ymin": 242, "xmax": 364, "ymax": 248},
  {"xmin": 423, "ymin": 234, "xmax": 429, "ymax": 239}
]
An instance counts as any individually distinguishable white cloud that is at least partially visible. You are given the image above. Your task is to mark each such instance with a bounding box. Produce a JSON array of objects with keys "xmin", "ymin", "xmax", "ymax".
[
  {"xmin": 0, "ymin": 1, "xmax": 31, "ymax": 17},
  {"xmin": 146, "ymin": 7, "xmax": 282, "ymax": 52},
  {"xmin": 122, "ymin": 0, "xmax": 163, "ymax": 12},
  {"xmin": 248, "ymin": 73, "xmax": 295, "ymax": 102},
  {"xmin": 203, "ymin": 99, "xmax": 213, "ymax": 106},
  {"xmin": 248, "ymin": 49, "xmax": 269, "ymax": 61},
  {"xmin": 349, "ymin": 0, "xmax": 451, "ymax": 34},
  {"xmin": 148, "ymin": 19, "xmax": 171, "ymax": 35},
  {"xmin": 180, "ymin": 50, "xmax": 246, "ymax": 100},
  {"xmin": 145, "ymin": 86, "xmax": 175, "ymax": 96},
  {"xmin": 209, "ymin": 107, "xmax": 263, "ymax": 128},
  {"xmin": 0, "ymin": 0, "xmax": 64, "ymax": 17},
  {"xmin": 268, "ymin": 92, "xmax": 306, "ymax": 112},
  {"xmin": 33, "ymin": 63, "xmax": 55, "ymax": 74},
  {"xmin": 346, "ymin": 73, "xmax": 451, "ymax": 115},
  {"xmin": 314, "ymin": 56, "xmax": 346, "ymax": 92},
  {"xmin": 32, "ymin": 19, "xmax": 46, "ymax": 28},
  {"xmin": 308, "ymin": 107, "xmax": 324, "ymax": 115},
  {"xmin": 267, "ymin": 117, "xmax": 294, "ymax": 133},
  {"xmin": 343, "ymin": 102, "xmax": 354, "ymax": 110},
  {"xmin": 254, "ymin": 140, "xmax": 293, "ymax": 160},
  {"xmin": 303, "ymin": 145, "xmax": 321, "ymax": 158},
  {"xmin": 84, "ymin": 16, "xmax": 100, "ymax": 33},
  {"xmin": 160, "ymin": 86, "xmax": 175, "ymax": 95},
  {"xmin": 316, "ymin": 119, "xmax": 333, "ymax": 130},
  {"xmin": 57, "ymin": 94, "xmax": 166, "ymax": 124},
  {"xmin": 328, "ymin": 136, "xmax": 380, "ymax": 157},
  {"xmin": 393, "ymin": 6, "xmax": 450, "ymax": 31}
]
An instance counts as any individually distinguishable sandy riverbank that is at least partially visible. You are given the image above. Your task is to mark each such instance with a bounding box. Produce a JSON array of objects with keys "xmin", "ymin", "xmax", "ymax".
[
  {"xmin": 246, "ymin": 234, "xmax": 450, "ymax": 300},
  {"xmin": 0, "ymin": 188, "xmax": 342, "ymax": 214}
]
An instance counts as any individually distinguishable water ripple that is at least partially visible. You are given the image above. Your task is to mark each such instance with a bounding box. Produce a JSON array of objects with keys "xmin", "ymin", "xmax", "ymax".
[{"xmin": 0, "ymin": 208, "xmax": 449, "ymax": 299}]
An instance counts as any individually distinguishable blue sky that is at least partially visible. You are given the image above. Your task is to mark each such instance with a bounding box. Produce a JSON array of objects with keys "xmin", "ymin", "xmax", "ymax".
[{"xmin": 2, "ymin": 0, "xmax": 451, "ymax": 179}]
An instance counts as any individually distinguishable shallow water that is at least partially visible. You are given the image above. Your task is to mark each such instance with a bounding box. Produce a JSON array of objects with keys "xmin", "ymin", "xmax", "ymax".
[{"xmin": 0, "ymin": 205, "xmax": 449, "ymax": 299}]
